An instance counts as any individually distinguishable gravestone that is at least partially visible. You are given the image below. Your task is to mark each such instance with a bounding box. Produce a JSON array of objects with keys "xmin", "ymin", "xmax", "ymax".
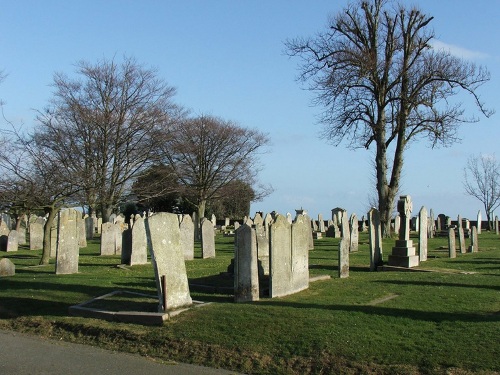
[
  {"xmin": 234, "ymin": 221, "xmax": 240, "ymax": 230},
  {"xmin": 211, "ymin": 214, "xmax": 217, "ymax": 227},
  {"xmin": 290, "ymin": 214, "xmax": 310, "ymax": 292},
  {"xmin": 129, "ymin": 216, "xmax": 148, "ymax": 265},
  {"xmin": 77, "ymin": 215, "xmax": 87, "ymax": 248},
  {"xmin": 394, "ymin": 213, "xmax": 400, "ymax": 234},
  {"xmin": 303, "ymin": 213, "xmax": 314, "ymax": 250},
  {"xmin": 286, "ymin": 212, "xmax": 292, "ymax": 224},
  {"xmin": 56, "ymin": 208, "xmax": 79, "ymax": 275},
  {"xmin": 100, "ymin": 222, "xmax": 119, "ymax": 255},
  {"xmin": 6, "ymin": 230, "xmax": 18, "ymax": 252},
  {"xmin": 225, "ymin": 217, "xmax": 230, "ymax": 227},
  {"xmin": 388, "ymin": 195, "xmax": 419, "ymax": 268},
  {"xmin": 495, "ymin": 216, "xmax": 499, "ymax": 235},
  {"xmin": 338, "ymin": 237, "xmax": 349, "ymax": 278},
  {"xmin": 179, "ymin": 214, "xmax": 194, "ymax": 260},
  {"xmin": 476, "ymin": 210, "xmax": 482, "ymax": 234},
  {"xmin": 85, "ymin": 217, "xmax": 94, "ymax": 240},
  {"xmin": 349, "ymin": 213, "xmax": 358, "ymax": 252},
  {"xmin": 457, "ymin": 215, "xmax": 466, "ymax": 254},
  {"xmin": 0, "ymin": 258, "xmax": 15, "ymax": 277},
  {"xmin": 146, "ymin": 212, "xmax": 192, "ymax": 311},
  {"xmin": 255, "ymin": 223, "xmax": 269, "ymax": 275},
  {"xmin": 418, "ymin": 206, "xmax": 428, "ymax": 262},
  {"xmin": 18, "ymin": 227, "xmax": 27, "ymax": 246},
  {"xmin": 468, "ymin": 226, "xmax": 478, "ymax": 253},
  {"xmin": 96, "ymin": 218, "xmax": 102, "ymax": 234},
  {"xmin": 121, "ymin": 228, "xmax": 133, "ymax": 264},
  {"xmin": 263, "ymin": 213, "xmax": 273, "ymax": 238},
  {"xmin": 318, "ymin": 213, "xmax": 325, "ymax": 233},
  {"xmin": 368, "ymin": 208, "xmax": 383, "ymax": 271},
  {"xmin": 201, "ymin": 218, "xmax": 215, "ymax": 258},
  {"xmin": 253, "ymin": 213, "xmax": 263, "ymax": 227},
  {"xmin": 29, "ymin": 221, "xmax": 44, "ymax": 250},
  {"xmin": 50, "ymin": 226, "xmax": 57, "ymax": 258},
  {"xmin": 234, "ymin": 224, "xmax": 259, "ymax": 302},
  {"xmin": 108, "ymin": 213, "xmax": 116, "ymax": 223},
  {"xmin": 0, "ymin": 235, "xmax": 7, "ymax": 251},
  {"xmin": 428, "ymin": 209, "xmax": 435, "ymax": 238},
  {"xmin": 448, "ymin": 228, "xmax": 456, "ymax": 258},
  {"xmin": 269, "ymin": 215, "xmax": 292, "ymax": 298},
  {"xmin": 340, "ymin": 210, "xmax": 350, "ymax": 246},
  {"xmin": 361, "ymin": 216, "xmax": 368, "ymax": 232}
]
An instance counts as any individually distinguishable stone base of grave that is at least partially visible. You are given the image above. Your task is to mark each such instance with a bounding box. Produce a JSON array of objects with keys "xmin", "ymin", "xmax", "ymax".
[{"xmin": 387, "ymin": 240, "xmax": 420, "ymax": 268}]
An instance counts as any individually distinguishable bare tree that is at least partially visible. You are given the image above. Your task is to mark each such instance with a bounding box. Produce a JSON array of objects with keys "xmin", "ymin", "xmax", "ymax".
[
  {"xmin": 35, "ymin": 56, "xmax": 182, "ymax": 222},
  {"xmin": 463, "ymin": 154, "xmax": 500, "ymax": 230},
  {"xmin": 160, "ymin": 114, "xmax": 271, "ymax": 226},
  {"xmin": 286, "ymin": 0, "xmax": 492, "ymax": 236}
]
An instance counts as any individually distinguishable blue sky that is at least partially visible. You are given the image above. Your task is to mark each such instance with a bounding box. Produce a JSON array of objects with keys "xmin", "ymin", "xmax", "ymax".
[{"xmin": 1, "ymin": 1, "xmax": 498, "ymax": 221}]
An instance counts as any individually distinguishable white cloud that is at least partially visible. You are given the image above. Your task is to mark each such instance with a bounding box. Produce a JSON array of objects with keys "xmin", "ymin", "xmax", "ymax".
[{"xmin": 430, "ymin": 40, "xmax": 489, "ymax": 60}]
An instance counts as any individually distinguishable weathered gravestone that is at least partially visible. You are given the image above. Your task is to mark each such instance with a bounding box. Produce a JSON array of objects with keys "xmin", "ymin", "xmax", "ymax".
[
  {"xmin": 255, "ymin": 223, "xmax": 269, "ymax": 276},
  {"xmin": 318, "ymin": 213, "xmax": 325, "ymax": 233},
  {"xmin": 457, "ymin": 215, "xmax": 466, "ymax": 254},
  {"xmin": 179, "ymin": 214, "xmax": 194, "ymax": 260},
  {"xmin": 6, "ymin": 230, "xmax": 18, "ymax": 252},
  {"xmin": 476, "ymin": 210, "xmax": 482, "ymax": 234},
  {"xmin": 0, "ymin": 258, "xmax": 15, "ymax": 277},
  {"xmin": 121, "ymin": 228, "xmax": 133, "ymax": 264},
  {"xmin": 394, "ymin": 213, "xmax": 400, "ymax": 235},
  {"xmin": 234, "ymin": 223, "xmax": 259, "ymax": 302},
  {"xmin": 146, "ymin": 212, "xmax": 192, "ymax": 311},
  {"xmin": 448, "ymin": 228, "xmax": 456, "ymax": 258},
  {"xmin": 129, "ymin": 216, "xmax": 148, "ymax": 265},
  {"xmin": 77, "ymin": 214, "xmax": 87, "ymax": 248},
  {"xmin": 269, "ymin": 214, "xmax": 310, "ymax": 298},
  {"xmin": 495, "ymin": 216, "xmax": 499, "ymax": 235},
  {"xmin": 418, "ymin": 207, "xmax": 428, "ymax": 262},
  {"xmin": 100, "ymin": 222, "xmax": 121, "ymax": 255},
  {"xmin": 303, "ymin": 213, "xmax": 314, "ymax": 250},
  {"xmin": 29, "ymin": 221, "xmax": 44, "ymax": 250},
  {"xmin": 388, "ymin": 195, "xmax": 419, "ymax": 268},
  {"xmin": 201, "ymin": 218, "xmax": 215, "ymax": 258},
  {"xmin": 340, "ymin": 210, "xmax": 350, "ymax": 249},
  {"xmin": 468, "ymin": 226, "xmax": 478, "ymax": 253},
  {"xmin": 368, "ymin": 207, "xmax": 383, "ymax": 271},
  {"xmin": 338, "ymin": 237, "xmax": 349, "ymax": 278},
  {"xmin": 55, "ymin": 208, "xmax": 79, "ymax": 275},
  {"xmin": 349, "ymin": 213, "xmax": 358, "ymax": 252},
  {"xmin": 428, "ymin": 209, "xmax": 435, "ymax": 239},
  {"xmin": 17, "ymin": 227, "xmax": 27, "ymax": 246},
  {"xmin": 85, "ymin": 217, "xmax": 94, "ymax": 240}
]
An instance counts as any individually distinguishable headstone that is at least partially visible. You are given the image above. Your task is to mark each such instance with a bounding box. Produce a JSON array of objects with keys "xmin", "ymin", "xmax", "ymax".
[
  {"xmin": 303, "ymin": 213, "xmax": 314, "ymax": 250},
  {"xmin": 145, "ymin": 212, "xmax": 192, "ymax": 311},
  {"xmin": 96, "ymin": 218, "xmax": 102, "ymax": 234},
  {"xmin": 179, "ymin": 214, "xmax": 194, "ymax": 260},
  {"xmin": 85, "ymin": 217, "xmax": 94, "ymax": 240},
  {"xmin": 263, "ymin": 213, "xmax": 273, "ymax": 238},
  {"xmin": 255, "ymin": 223, "xmax": 269, "ymax": 275},
  {"xmin": 418, "ymin": 207, "xmax": 428, "ymax": 262},
  {"xmin": 361, "ymin": 215, "xmax": 368, "ymax": 232},
  {"xmin": 17, "ymin": 227, "xmax": 27, "ymax": 245},
  {"xmin": 290, "ymin": 214, "xmax": 310, "ymax": 292},
  {"xmin": 318, "ymin": 214, "xmax": 325, "ymax": 233},
  {"xmin": 253, "ymin": 213, "xmax": 263, "ymax": 227},
  {"xmin": 77, "ymin": 214, "xmax": 87, "ymax": 248},
  {"xmin": 448, "ymin": 228, "xmax": 456, "ymax": 258},
  {"xmin": 340, "ymin": 210, "xmax": 350, "ymax": 246},
  {"xmin": 457, "ymin": 215, "xmax": 466, "ymax": 254},
  {"xmin": 437, "ymin": 214, "xmax": 446, "ymax": 232},
  {"xmin": 201, "ymin": 218, "xmax": 215, "ymax": 258},
  {"xmin": 286, "ymin": 212, "xmax": 292, "ymax": 224},
  {"xmin": 108, "ymin": 213, "xmax": 116, "ymax": 223},
  {"xmin": 338, "ymin": 237, "xmax": 349, "ymax": 278},
  {"xmin": 0, "ymin": 258, "xmax": 15, "ymax": 277},
  {"xmin": 269, "ymin": 215, "xmax": 292, "ymax": 298},
  {"xmin": 6, "ymin": 230, "xmax": 18, "ymax": 252},
  {"xmin": 55, "ymin": 208, "xmax": 79, "ymax": 275},
  {"xmin": 29, "ymin": 221, "xmax": 44, "ymax": 250},
  {"xmin": 225, "ymin": 217, "xmax": 230, "ymax": 227},
  {"xmin": 100, "ymin": 223, "xmax": 119, "ymax": 255},
  {"xmin": 495, "ymin": 216, "xmax": 499, "ymax": 235},
  {"xmin": 121, "ymin": 228, "xmax": 132, "ymax": 264},
  {"xmin": 234, "ymin": 224, "xmax": 259, "ymax": 302},
  {"xmin": 388, "ymin": 195, "xmax": 419, "ymax": 268},
  {"xmin": 50, "ymin": 226, "xmax": 57, "ymax": 257},
  {"xmin": 468, "ymin": 226, "xmax": 478, "ymax": 253},
  {"xmin": 428, "ymin": 209, "xmax": 435, "ymax": 238},
  {"xmin": 477, "ymin": 210, "xmax": 482, "ymax": 234},
  {"xmin": 349, "ymin": 213, "xmax": 358, "ymax": 252},
  {"xmin": 128, "ymin": 216, "xmax": 148, "ymax": 265},
  {"xmin": 394, "ymin": 213, "xmax": 400, "ymax": 234},
  {"xmin": 211, "ymin": 214, "xmax": 217, "ymax": 227},
  {"xmin": 234, "ymin": 221, "xmax": 240, "ymax": 230},
  {"xmin": 368, "ymin": 208, "xmax": 383, "ymax": 271},
  {"xmin": 0, "ymin": 235, "xmax": 7, "ymax": 251}
]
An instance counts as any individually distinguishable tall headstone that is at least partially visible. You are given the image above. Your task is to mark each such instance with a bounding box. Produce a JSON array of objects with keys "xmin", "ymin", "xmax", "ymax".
[
  {"xmin": 290, "ymin": 214, "xmax": 310, "ymax": 292},
  {"xmin": 255, "ymin": 223, "xmax": 269, "ymax": 275},
  {"xmin": 55, "ymin": 208, "xmax": 79, "ymax": 275},
  {"xmin": 457, "ymin": 215, "xmax": 466, "ymax": 254},
  {"xmin": 303, "ymin": 213, "xmax": 314, "ymax": 250},
  {"xmin": 340, "ymin": 210, "xmax": 350, "ymax": 247},
  {"xmin": 201, "ymin": 218, "xmax": 216, "ymax": 258},
  {"xmin": 418, "ymin": 206, "xmax": 428, "ymax": 262},
  {"xmin": 179, "ymin": 214, "xmax": 194, "ymax": 260},
  {"xmin": 146, "ymin": 212, "xmax": 192, "ymax": 311},
  {"xmin": 100, "ymin": 223, "xmax": 118, "ymax": 255},
  {"xmin": 448, "ymin": 228, "xmax": 456, "ymax": 259},
  {"xmin": 77, "ymin": 214, "xmax": 87, "ymax": 248},
  {"xmin": 29, "ymin": 221, "xmax": 44, "ymax": 250},
  {"xmin": 368, "ymin": 208, "xmax": 383, "ymax": 271},
  {"xmin": 495, "ymin": 216, "xmax": 499, "ymax": 235},
  {"xmin": 388, "ymin": 195, "xmax": 419, "ymax": 268},
  {"xmin": 338, "ymin": 237, "xmax": 349, "ymax": 278},
  {"xmin": 476, "ymin": 210, "xmax": 482, "ymax": 234},
  {"xmin": 6, "ymin": 230, "xmax": 18, "ymax": 252},
  {"xmin": 85, "ymin": 217, "xmax": 94, "ymax": 240},
  {"xmin": 468, "ymin": 226, "xmax": 478, "ymax": 253},
  {"xmin": 121, "ymin": 228, "xmax": 133, "ymax": 264},
  {"xmin": 428, "ymin": 209, "xmax": 435, "ymax": 238},
  {"xmin": 349, "ymin": 213, "xmax": 358, "ymax": 252},
  {"xmin": 269, "ymin": 215, "xmax": 292, "ymax": 298},
  {"xmin": 234, "ymin": 224, "xmax": 259, "ymax": 302}
]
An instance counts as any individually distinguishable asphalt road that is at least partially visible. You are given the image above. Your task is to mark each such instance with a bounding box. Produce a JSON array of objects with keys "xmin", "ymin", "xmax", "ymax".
[{"xmin": 0, "ymin": 329, "xmax": 242, "ymax": 375}]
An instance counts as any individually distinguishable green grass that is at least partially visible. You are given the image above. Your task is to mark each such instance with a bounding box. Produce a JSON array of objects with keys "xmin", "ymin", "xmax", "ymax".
[{"xmin": 0, "ymin": 231, "xmax": 499, "ymax": 374}]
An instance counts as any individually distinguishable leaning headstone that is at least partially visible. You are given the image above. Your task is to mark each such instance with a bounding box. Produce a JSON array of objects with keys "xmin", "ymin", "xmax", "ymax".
[
  {"xmin": 468, "ymin": 226, "xmax": 478, "ymax": 253},
  {"xmin": 179, "ymin": 214, "xmax": 194, "ymax": 260},
  {"xmin": 448, "ymin": 228, "xmax": 456, "ymax": 259},
  {"xmin": 201, "ymin": 218, "xmax": 215, "ymax": 258},
  {"xmin": 29, "ymin": 221, "xmax": 44, "ymax": 250},
  {"xmin": 388, "ymin": 195, "xmax": 419, "ymax": 268},
  {"xmin": 368, "ymin": 208, "xmax": 383, "ymax": 271},
  {"xmin": 418, "ymin": 206, "xmax": 428, "ymax": 262},
  {"xmin": 349, "ymin": 213, "xmax": 358, "ymax": 252},
  {"xmin": 0, "ymin": 258, "xmax": 15, "ymax": 277},
  {"xmin": 338, "ymin": 237, "xmax": 349, "ymax": 278},
  {"xmin": 55, "ymin": 208, "xmax": 79, "ymax": 275},
  {"xmin": 6, "ymin": 230, "xmax": 18, "ymax": 252},
  {"xmin": 146, "ymin": 212, "xmax": 192, "ymax": 311},
  {"xmin": 234, "ymin": 224, "xmax": 259, "ymax": 302},
  {"xmin": 476, "ymin": 210, "xmax": 482, "ymax": 234}
]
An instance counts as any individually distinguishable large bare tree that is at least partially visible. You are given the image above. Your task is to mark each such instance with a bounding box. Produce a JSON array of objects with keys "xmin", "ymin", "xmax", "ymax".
[
  {"xmin": 36, "ymin": 56, "xmax": 182, "ymax": 222},
  {"xmin": 160, "ymin": 114, "xmax": 270, "ymax": 225},
  {"xmin": 463, "ymin": 154, "xmax": 500, "ymax": 230},
  {"xmin": 286, "ymin": 0, "xmax": 492, "ymax": 235}
]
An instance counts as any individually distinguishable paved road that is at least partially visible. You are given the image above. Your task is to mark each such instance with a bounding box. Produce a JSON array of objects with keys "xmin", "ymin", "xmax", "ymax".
[{"xmin": 0, "ymin": 329, "xmax": 242, "ymax": 375}]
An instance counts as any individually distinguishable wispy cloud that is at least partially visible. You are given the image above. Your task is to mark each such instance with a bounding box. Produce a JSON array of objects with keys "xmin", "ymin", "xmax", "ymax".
[{"xmin": 430, "ymin": 40, "xmax": 489, "ymax": 60}]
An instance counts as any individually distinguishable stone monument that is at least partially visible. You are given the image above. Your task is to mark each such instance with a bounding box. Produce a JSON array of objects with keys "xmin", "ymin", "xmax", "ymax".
[{"xmin": 388, "ymin": 195, "xmax": 419, "ymax": 268}]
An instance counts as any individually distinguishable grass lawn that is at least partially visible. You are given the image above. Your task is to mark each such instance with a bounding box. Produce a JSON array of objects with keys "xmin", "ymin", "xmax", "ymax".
[{"xmin": 0, "ymin": 229, "xmax": 499, "ymax": 374}]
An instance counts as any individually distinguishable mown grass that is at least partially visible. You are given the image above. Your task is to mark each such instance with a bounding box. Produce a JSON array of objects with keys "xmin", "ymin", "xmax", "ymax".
[{"xmin": 0, "ymin": 230, "xmax": 499, "ymax": 375}]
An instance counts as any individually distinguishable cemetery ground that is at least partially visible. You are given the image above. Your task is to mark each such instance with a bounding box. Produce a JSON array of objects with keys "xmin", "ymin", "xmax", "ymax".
[{"xmin": 0, "ymin": 232, "xmax": 499, "ymax": 375}]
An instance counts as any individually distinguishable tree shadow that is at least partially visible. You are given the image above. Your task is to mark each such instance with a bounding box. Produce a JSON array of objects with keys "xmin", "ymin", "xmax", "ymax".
[{"xmin": 373, "ymin": 279, "xmax": 500, "ymax": 291}]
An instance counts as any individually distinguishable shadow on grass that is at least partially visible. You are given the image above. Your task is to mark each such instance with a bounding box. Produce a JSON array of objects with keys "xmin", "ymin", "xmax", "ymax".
[
  {"xmin": 256, "ymin": 300, "xmax": 500, "ymax": 323},
  {"xmin": 374, "ymin": 279, "xmax": 500, "ymax": 291}
]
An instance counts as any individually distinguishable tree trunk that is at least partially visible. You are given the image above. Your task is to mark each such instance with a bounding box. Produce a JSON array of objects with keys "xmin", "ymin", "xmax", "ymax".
[
  {"xmin": 40, "ymin": 206, "xmax": 58, "ymax": 266},
  {"xmin": 195, "ymin": 199, "xmax": 207, "ymax": 241},
  {"xmin": 375, "ymin": 128, "xmax": 392, "ymax": 238},
  {"xmin": 101, "ymin": 203, "xmax": 114, "ymax": 223}
]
